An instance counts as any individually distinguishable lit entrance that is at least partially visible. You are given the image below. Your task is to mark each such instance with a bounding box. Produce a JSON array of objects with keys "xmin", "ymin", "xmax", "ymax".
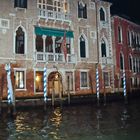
[{"xmin": 48, "ymin": 72, "xmax": 62, "ymax": 98}]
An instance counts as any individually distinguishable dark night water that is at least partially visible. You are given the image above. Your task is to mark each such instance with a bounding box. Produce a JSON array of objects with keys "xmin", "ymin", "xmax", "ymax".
[{"xmin": 0, "ymin": 99, "xmax": 140, "ymax": 140}]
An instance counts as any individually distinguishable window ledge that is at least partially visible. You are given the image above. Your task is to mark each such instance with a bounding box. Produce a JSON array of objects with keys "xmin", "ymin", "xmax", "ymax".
[
  {"xmin": 15, "ymin": 7, "xmax": 27, "ymax": 13},
  {"xmin": 15, "ymin": 88, "xmax": 27, "ymax": 91},
  {"xmin": 80, "ymin": 87, "xmax": 90, "ymax": 90},
  {"xmin": 78, "ymin": 18, "xmax": 87, "ymax": 21}
]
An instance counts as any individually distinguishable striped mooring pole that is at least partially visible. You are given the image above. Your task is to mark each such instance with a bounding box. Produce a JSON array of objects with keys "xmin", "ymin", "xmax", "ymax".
[
  {"xmin": 123, "ymin": 70, "xmax": 126, "ymax": 97},
  {"xmin": 96, "ymin": 66, "xmax": 100, "ymax": 106},
  {"xmin": 43, "ymin": 67, "xmax": 47, "ymax": 104},
  {"xmin": 123, "ymin": 70, "xmax": 127, "ymax": 104},
  {"xmin": 5, "ymin": 64, "xmax": 12, "ymax": 104}
]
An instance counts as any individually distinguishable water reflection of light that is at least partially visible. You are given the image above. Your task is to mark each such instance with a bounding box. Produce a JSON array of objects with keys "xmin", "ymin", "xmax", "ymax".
[
  {"xmin": 96, "ymin": 109, "xmax": 102, "ymax": 138},
  {"xmin": 49, "ymin": 107, "xmax": 62, "ymax": 139},
  {"xmin": 121, "ymin": 107, "xmax": 130, "ymax": 129},
  {"xmin": 15, "ymin": 113, "xmax": 30, "ymax": 132},
  {"xmin": 50, "ymin": 107, "xmax": 62, "ymax": 127}
]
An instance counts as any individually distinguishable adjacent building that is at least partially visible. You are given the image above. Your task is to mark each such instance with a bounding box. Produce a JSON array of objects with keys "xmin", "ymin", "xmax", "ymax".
[{"xmin": 112, "ymin": 15, "xmax": 140, "ymax": 93}]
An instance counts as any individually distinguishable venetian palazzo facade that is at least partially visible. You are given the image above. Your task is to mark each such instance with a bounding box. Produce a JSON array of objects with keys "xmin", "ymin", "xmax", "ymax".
[
  {"xmin": 0, "ymin": 0, "xmax": 113, "ymax": 99},
  {"xmin": 112, "ymin": 15, "xmax": 140, "ymax": 94}
]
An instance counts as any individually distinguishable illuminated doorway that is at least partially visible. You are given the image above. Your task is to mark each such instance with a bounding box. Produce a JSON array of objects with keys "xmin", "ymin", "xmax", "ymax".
[{"xmin": 48, "ymin": 72, "xmax": 62, "ymax": 97}]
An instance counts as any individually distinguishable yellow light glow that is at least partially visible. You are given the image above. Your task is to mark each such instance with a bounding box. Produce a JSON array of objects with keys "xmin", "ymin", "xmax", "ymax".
[
  {"xmin": 55, "ymin": 74, "xmax": 58, "ymax": 79},
  {"xmin": 36, "ymin": 75, "xmax": 40, "ymax": 82}
]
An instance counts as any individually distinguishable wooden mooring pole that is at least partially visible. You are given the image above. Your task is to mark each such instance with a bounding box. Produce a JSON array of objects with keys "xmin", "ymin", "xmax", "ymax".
[
  {"xmin": 0, "ymin": 97, "xmax": 2, "ymax": 115},
  {"xmin": 0, "ymin": 74, "xmax": 4, "ymax": 115},
  {"xmin": 12, "ymin": 83, "xmax": 16, "ymax": 116},
  {"xmin": 67, "ymin": 76, "xmax": 70, "ymax": 104},
  {"xmin": 52, "ymin": 80, "xmax": 55, "ymax": 106}
]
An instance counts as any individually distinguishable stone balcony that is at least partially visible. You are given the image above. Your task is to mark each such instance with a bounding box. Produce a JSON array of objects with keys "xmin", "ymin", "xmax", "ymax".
[
  {"xmin": 35, "ymin": 52, "xmax": 76, "ymax": 64},
  {"xmin": 101, "ymin": 56, "xmax": 114, "ymax": 66},
  {"xmin": 38, "ymin": 9, "xmax": 71, "ymax": 24}
]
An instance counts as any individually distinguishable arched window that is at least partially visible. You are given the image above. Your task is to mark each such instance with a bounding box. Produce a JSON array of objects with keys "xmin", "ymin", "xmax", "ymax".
[
  {"xmin": 36, "ymin": 35, "xmax": 43, "ymax": 52},
  {"xmin": 129, "ymin": 55, "xmax": 133, "ymax": 71},
  {"xmin": 15, "ymin": 27, "xmax": 25, "ymax": 54},
  {"xmin": 127, "ymin": 30, "xmax": 131, "ymax": 46},
  {"xmin": 120, "ymin": 53, "xmax": 124, "ymax": 70},
  {"xmin": 55, "ymin": 36, "xmax": 62, "ymax": 53},
  {"xmin": 78, "ymin": 1, "xmax": 87, "ymax": 19},
  {"xmin": 133, "ymin": 58, "xmax": 136, "ymax": 72},
  {"xmin": 101, "ymin": 40, "xmax": 106, "ymax": 57},
  {"xmin": 100, "ymin": 8, "xmax": 105, "ymax": 21},
  {"xmin": 118, "ymin": 26, "xmax": 122, "ymax": 43},
  {"xmin": 45, "ymin": 36, "xmax": 53, "ymax": 52},
  {"xmin": 80, "ymin": 35, "xmax": 86, "ymax": 58}
]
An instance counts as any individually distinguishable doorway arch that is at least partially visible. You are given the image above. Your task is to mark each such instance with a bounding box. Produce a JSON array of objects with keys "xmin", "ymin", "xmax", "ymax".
[{"xmin": 48, "ymin": 71, "xmax": 63, "ymax": 98}]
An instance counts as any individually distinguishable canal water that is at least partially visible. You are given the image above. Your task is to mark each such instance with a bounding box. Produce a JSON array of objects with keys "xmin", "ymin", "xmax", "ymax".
[{"xmin": 0, "ymin": 99, "xmax": 140, "ymax": 140}]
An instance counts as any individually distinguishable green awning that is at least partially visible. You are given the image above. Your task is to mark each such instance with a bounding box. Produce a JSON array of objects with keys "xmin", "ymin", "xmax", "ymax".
[{"xmin": 35, "ymin": 26, "xmax": 74, "ymax": 38}]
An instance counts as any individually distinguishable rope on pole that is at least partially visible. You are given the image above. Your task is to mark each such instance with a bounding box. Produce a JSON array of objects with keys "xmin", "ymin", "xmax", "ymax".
[{"xmin": 44, "ymin": 67, "xmax": 47, "ymax": 103}]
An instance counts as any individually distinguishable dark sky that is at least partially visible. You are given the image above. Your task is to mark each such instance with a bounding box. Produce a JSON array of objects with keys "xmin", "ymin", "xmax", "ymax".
[{"xmin": 105, "ymin": 0, "xmax": 140, "ymax": 24}]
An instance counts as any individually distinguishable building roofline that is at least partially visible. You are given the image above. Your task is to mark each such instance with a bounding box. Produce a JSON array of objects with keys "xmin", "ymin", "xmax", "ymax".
[
  {"xmin": 95, "ymin": 0, "xmax": 112, "ymax": 6},
  {"xmin": 111, "ymin": 15, "xmax": 140, "ymax": 27}
]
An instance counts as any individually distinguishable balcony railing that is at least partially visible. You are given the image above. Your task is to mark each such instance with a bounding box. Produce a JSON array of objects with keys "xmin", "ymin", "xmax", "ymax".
[
  {"xmin": 100, "ymin": 21, "xmax": 108, "ymax": 28},
  {"xmin": 35, "ymin": 52, "xmax": 76, "ymax": 64},
  {"xmin": 101, "ymin": 57, "xmax": 113, "ymax": 65},
  {"xmin": 38, "ymin": 9, "xmax": 71, "ymax": 23}
]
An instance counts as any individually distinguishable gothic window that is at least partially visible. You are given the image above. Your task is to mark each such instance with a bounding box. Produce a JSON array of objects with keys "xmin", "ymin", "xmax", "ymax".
[
  {"xmin": 136, "ymin": 58, "xmax": 139, "ymax": 72},
  {"xmin": 101, "ymin": 40, "xmax": 106, "ymax": 57},
  {"xmin": 127, "ymin": 30, "xmax": 131, "ymax": 46},
  {"xmin": 129, "ymin": 55, "xmax": 133, "ymax": 71},
  {"xmin": 36, "ymin": 35, "xmax": 43, "ymax": 52},
  {"xmin": 133, "ymin": 58, "xmax": 136, "ymax": 72},
  {"xmin": 78, "ymin": 1, "xmax": 87, "ymax": 19},
  {"xmin": 118, "ymin": 26, "xmax": 123, "ymax": 43},
  {"xmin": 55, "ymin": 37, "xmax": 62, "ymax": 53},
  {"xmin": 45, "ymin": 36, "xmax": 53, "ymax": 52},
  {"xmin": 100, "ymin": 8, "xmax": 105, "ymax": 21},
  {"xmin": 14, "ymin": 0, "xmax": 27, "ymax": 8},
  {"xmin": 120, "ymin": 53, "xmax": 124, "ymax": 70},
  {"xmin": 15, "ymin": 27, "xmax": 25, "ymax": 54},
  {"xmin": 80, "ymin": 35, "xmax": 86, "ymax": 58}
]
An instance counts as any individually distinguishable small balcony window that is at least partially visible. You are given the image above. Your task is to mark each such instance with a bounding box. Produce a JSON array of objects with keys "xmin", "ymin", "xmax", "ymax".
[
  {"xmin": 14, "ymin": 0, "xmax": 27, "ymax": 8},
  {"xmin": 78, "ymin": 1, "xmax": 87, "ymax": 19},
  {"xmin": 15, "ymin": 27, "xmax": 25, "ymax": 54},
  {"xmin": 100, "ymin": 8, "xmax": 105, "ymax": 21}
]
